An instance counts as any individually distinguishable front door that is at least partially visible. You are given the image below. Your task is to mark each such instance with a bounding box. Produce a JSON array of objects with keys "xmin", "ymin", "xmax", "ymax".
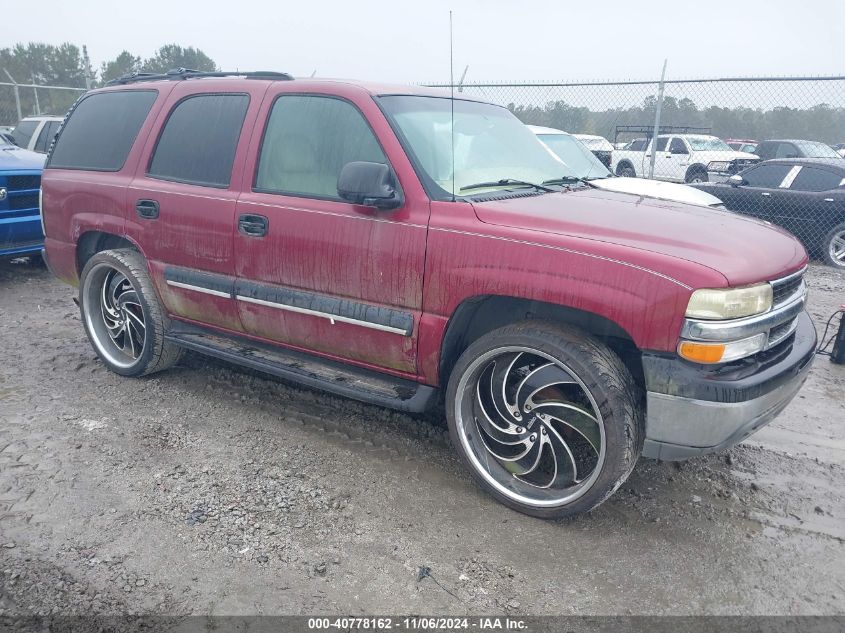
[{"xmin": 233, "ymin": 91, "xmax": 430, "ymax": 375}]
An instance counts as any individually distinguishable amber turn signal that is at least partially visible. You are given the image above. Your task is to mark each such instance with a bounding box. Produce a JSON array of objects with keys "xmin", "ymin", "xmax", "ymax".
[{"xmin": 678, "ymin": 341, "xmax": 726, "ymax": 364}]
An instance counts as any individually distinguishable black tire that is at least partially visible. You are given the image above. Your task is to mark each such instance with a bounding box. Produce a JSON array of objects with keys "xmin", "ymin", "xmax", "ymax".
[
  {"xmin": 445, "ymin": 321, "xmax": 644, "ymax": 519},
  {"xmin": 685, "ymin": 168, "xmax": 708, "ymax": 184},
  {"xmin": 617, "ymin": 164, "xmax": 636, "ymax": 178},
  {"xmin": 822, "ymin": 222, "xmax": 845, "ymax": 268},
  {"xmin": 79, "ymin": 248, "xmax": 183, "ymax": 377}
]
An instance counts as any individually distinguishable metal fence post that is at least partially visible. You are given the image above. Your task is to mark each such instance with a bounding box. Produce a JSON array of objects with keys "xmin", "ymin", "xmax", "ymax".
[
  {"xmin": 2, "ymin": 69, "xmax": 22, "ymax": 122},
  {"xmin": 31, "ymin": 75, "xmax": 41, "ymax": 115},
  {"xmin": 648, "ymin": 59, "xmax": 668, "ymax": 180}
]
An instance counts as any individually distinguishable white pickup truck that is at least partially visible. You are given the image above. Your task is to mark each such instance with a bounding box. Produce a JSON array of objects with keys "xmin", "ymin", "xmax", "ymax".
[{"xmin": 611, "ymin": 134, "xmax": 759, "ymax": 184}]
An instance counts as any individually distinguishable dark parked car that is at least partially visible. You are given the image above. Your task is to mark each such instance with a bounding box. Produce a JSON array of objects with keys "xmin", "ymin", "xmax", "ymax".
[
  {"xmin": 692, "ymin": 158, "xmax": 845, "ymax": 267},
  {"xmin": 754, "ymin": 139, "xmax": 843, "ymax": 161}
]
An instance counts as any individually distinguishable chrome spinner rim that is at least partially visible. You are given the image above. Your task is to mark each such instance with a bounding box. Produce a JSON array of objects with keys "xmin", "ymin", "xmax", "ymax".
[
  {"xmin": 829, "ymin": 229, "xmax": 845, "ymax": 266},
  {"xmin": 82, "ymin": 263, "xmax": 146, "ymax": 369},
  {"xmin": 454, "ymin": 347, "xmax": 606, "ymax": 508}
]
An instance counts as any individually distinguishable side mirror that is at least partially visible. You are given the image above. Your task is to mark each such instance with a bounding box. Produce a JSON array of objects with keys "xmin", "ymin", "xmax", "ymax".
[
  {"xmin": 728, "ymin": 174, "xmax": 745, "ymax": 187},
  {"xmin": 337, "ymin": 161, "xmax": 402, "ymax": 210}
]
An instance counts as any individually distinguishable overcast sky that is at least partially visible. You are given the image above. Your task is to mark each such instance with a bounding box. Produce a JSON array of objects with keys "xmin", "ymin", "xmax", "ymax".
[{"xmin": 13, "ymin": 0, "xmax": 845, "ymax": 83}]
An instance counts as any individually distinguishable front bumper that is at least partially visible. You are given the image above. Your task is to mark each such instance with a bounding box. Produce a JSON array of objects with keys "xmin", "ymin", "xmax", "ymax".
[{"xmin": 641, "ymin": 310, "xmax": 816, "ymax": 460}]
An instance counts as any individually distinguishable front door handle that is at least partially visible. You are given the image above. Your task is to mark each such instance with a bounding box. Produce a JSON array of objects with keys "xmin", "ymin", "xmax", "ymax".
[
  {"xmin": 824, "ymin": 198, "xmax": 835, "ymax": 202},
  {"xmin": 761, "ymin": 192, "xmax": 771, "ymax": 197},
  {"xmin": 238, "ymin": 214, "xmax": 269, "ymax": 237},
  {"xmin": 136, "ymin": 199, "xmax": 160, "ymax": 219}
]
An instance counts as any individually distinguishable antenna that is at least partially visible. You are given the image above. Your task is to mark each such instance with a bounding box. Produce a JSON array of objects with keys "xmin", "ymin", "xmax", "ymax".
[{"xmin": 449, "ymin": 10, "xmax": 456, "ymax": 202}]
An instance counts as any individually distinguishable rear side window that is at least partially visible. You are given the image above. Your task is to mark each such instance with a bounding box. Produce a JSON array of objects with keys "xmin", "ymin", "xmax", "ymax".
[
  {"xmin": 34, "ymin": 120, "xmax": 61, "ymax": 153},
  {"xmin": 789, "ymin": 167, "xmax": 842, "ymax": 192},
  {"xmin": 743, "ymin": 164, "xmax": 792, "ymax": 188},
  {"xmin": 11, "ymin": 120, "xmax": 38, "ymax": 148},
  {"xmin": 775, "ymin": 143, "xmax": 799, "ymax": 159},
  {"xmin": 48, "ymin": 91, "xmax": 157, "ymax": 171},
  {"xmin": 654, "ymin": 137, "xmax": 669, "ymax": 151},
  {"xmin": 148, "ymin": 94, "xmax": 249, "ymax": 188},
  {"xmin": 255, "ymin": 95, "xmax": 386, "ymax": 200}
]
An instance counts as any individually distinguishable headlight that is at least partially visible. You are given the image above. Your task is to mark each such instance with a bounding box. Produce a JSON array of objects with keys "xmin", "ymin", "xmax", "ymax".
[
  {"xmin": 707, "ymin": 161, "xmax": 731, "ymax": 172},
  {"xmin": 685, "ymin": 284, "xmax": 773, "ymax": 320}
]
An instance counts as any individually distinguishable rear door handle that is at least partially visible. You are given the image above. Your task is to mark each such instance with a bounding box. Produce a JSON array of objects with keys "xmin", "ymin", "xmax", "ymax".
[
  {"xmin": 238, "ymin": 214, "xmax": 269, "ymax": 237},
  {"xmin": 136, "ymin": 199, "xmax": 159, "ymax": 219},
  {"xmin": 761, "ymin": 192, "xmax": 771, "ymax": 197},
  {"xmin": 824, "ymin": 198, "xmax": 835, "ymax": 202}
]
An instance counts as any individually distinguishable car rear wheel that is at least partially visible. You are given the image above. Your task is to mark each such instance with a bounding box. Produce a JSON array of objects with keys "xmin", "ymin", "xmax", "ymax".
[
  {"xmin": 79, "ymin": 248, "xmax": 183, "ymax": 377},
  {"xmin": 445, "ymin": 321, "xmax": 644, "ymax": 519},
  {"xmin": 823, "ymin": 222, "xmax": 845, "ymax": 268},
  {"xmin": 617, "ymin": 165, "xmax": 636, "ymax": 178}
]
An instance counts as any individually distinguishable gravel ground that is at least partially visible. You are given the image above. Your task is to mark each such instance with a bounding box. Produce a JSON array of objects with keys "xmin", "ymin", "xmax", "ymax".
[{"xmin": 0, "ymin": 259, "xmax": 843, "ymax": 620}]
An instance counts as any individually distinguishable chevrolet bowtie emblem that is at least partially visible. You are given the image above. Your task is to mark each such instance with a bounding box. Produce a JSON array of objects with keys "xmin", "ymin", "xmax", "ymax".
[{"xmin": 0, "ymin": 188, "xmax": 7, "ymax": 201}]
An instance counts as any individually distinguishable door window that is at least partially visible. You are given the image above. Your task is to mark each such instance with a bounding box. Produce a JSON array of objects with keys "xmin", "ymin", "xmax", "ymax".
[
  {"xmin": 148, "ymin": 93, "xmax": 249, "ymax": 188},
  {"xmin": 654, "ymin": 137, "xmax": 669, "ymax": 151},
  {"xmin": 742, "ymin": 164, "xmax": 792, "ymax": 188},
  {"xmin": 11, "ymin": 120, "xmax": 38, "ymax": 148},
  {"xmin": 775, "ymin": 142, "xmax": 799, "ymax": 159},
  {"xmin": 255, "ymin": 95, "xmax": 386, "ymax": 200},
  {"xmin": 34, "ymin": 120, "xmax": 60, "ymax": 153},
  {"xmin": 669, "ymin": 138, "xmax": 688, "ymax": 154},
  {"xmin": 789, "ymin": 167, "xmax": 843, "ymax": 192}
]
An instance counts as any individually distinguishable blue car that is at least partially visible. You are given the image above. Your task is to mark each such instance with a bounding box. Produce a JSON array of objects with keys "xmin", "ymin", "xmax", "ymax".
[{"xmin": 0, "ymin": 139, "xmax": 46, "ymax": 259}]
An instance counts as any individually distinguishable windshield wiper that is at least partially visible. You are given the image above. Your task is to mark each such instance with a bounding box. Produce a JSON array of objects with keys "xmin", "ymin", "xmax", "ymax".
[
  {"xmin": 541, "ymin": 176, "xmax": 594, "ymax": 186},
  {"xmin": 460, "ymin": 178, "xmax": 555, "ymax": 193}
]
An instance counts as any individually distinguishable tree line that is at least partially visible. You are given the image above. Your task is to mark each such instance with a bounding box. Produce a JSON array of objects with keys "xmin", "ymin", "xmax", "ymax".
[
  {"xmin": 1, "ymin": 42, "xmax": 216, "ymax": 124},
  {"xmin": 509, "ymin": 95, "xmax": 845, "ymax": 145}
]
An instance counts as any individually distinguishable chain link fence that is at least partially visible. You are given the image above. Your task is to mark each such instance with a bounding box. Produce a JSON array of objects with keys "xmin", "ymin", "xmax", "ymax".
[
  {"xmin": 0, "ymin": 81, "xmax": 85, "ymax": 127},
  {"xmin": 426, "ymin": 76, "xmax": 845, "ymax": 269}
]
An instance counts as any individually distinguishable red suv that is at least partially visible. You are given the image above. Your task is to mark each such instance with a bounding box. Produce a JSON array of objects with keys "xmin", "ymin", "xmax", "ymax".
[{"xmin": 41, "ymin": 70, "xmax": 815, "ymax": 518}]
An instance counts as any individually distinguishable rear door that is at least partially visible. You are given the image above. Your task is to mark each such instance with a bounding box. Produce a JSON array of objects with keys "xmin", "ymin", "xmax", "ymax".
[
  {"xmin": 233, "ymin": 88, "xmax": 430, "ymax": 375},
  {"xmin": 126, "ymin": 83, "xmax": 265, "ymax": 333},
  {"xmin": 775, "ymin": 165, "xmax": 845, "ymax": 245},
  {"xmin": 649, "ymin": 137, "xmax": 674, "ymax": 180}
]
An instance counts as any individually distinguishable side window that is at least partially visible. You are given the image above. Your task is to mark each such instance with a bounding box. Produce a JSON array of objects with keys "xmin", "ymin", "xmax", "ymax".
[
  {"xmin": 654, "ymin": 137, "xmax": 669, "ymax": 151},
  {"xmin": 775, "ymin": 143, "xmax": 799, "ymax": 159},
  {"xmin": 669, "ymin": 138, "xmax": 688, "ymax": 153},
  {"xmin": 48, "ymin": 90, "xmax": 158, "ymax": 171},
  {"xmin": 255, "ymin": 95, "xmax": 387, "ymax": 199},
  {"xmin": 34, "ymin": 121, "xmax": 60, "ymax": 153},
  {"xmin": 743, "ymin": 164, "xmax": 792, "ymax": 188},
  {"xmin": 148, "ymin": 94, "xmax": 249, "ymax": 188},
  {"xmin": 11, "ymin": 120, "xmax": 38, "ymax": 148},
  {"xmin": 789, "ymin": 167, "xmax": 842, "ymax": 192}
]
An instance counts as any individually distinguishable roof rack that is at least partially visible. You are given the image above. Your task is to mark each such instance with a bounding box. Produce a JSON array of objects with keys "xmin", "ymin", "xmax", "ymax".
[
  {"xmin": 614, "ymin": 124, "xmax": 712, "ymax": 144},
  {"xmin": 106, "ymin": 68, "xmax": 294, "ymax": 86}
]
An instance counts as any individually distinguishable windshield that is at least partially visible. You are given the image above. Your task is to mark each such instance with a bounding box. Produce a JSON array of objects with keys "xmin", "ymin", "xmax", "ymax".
[
  {"xmin": 379, "ymin": 96, "xmax": 576, "ymax": 198},
  {"xmin": 794, "ymin": 140, "xmax": 842, "ymax": 158},
  {"xmin": 686, "ymin": 136, "xmax": 732, "ymax": 152},
  {"xmin": 536, "ymin": 134, "xmax": 610, "ymax": 179}
]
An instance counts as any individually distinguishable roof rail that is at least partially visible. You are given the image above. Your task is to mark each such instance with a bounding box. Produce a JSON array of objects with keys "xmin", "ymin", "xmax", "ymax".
[{"xmin": 106, "ymin": 68, "xmax": 294, "ymax": 86}]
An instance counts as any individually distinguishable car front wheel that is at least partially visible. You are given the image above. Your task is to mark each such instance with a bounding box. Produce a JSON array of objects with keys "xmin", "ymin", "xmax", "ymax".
[{"xmin": 445, "ymin": 321, "xmax": 644, "ymax": 519}]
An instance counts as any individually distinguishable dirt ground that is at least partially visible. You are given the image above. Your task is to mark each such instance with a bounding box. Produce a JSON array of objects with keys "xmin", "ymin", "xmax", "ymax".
[{"xmin": 0, "ymin": 259, "xmax": 843, "ymax": 619}]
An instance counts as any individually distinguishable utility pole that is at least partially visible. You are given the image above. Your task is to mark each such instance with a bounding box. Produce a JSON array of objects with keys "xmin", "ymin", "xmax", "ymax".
[
  {"xmin": 648, "ymin": 59, "xmax": 668, "ymax": 180},
  {"xmin": 82, "ymin": 45, "xmax": 93, "ymax": 89},
  {"xmin": 3, "ymin": 69, "xmax": 22, "ymax": 122}
]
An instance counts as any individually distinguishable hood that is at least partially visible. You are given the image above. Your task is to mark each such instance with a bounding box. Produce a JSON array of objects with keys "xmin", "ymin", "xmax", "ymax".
[
  {"xmin": 590, "ymin": 177, "xmax": 723, "ymax": 207},
  {"xmin": 471, "ymin": 187, "xmax": 806, "ymax": 287},
  {"xmin": 0, "ymin": 145, "xmax": 46, "ymax": 171}
]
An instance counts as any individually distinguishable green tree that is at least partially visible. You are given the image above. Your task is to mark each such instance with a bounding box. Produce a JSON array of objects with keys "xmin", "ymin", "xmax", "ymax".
[
  {"xmin": 141, "ymin": 45, "xmax": 217, "ymax": 73},
  {"xmin": 100, "ymin": 51, "xmax": 142, "ymax": 84}
]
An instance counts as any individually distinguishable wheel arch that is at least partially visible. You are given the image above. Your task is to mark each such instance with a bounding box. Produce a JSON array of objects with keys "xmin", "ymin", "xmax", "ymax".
[
  {"xmin": 439, "ymin": 295, "xmax": 644, "ymax": 392},
  {"xmin": 76, "ymin": 231, "xmax": 139, "ymax": 277},
  {"xmin": 615, "ymin": 160, "xmax": 635, "ymax": 176},
  {"xmin": 684, "ymin": 163, "xmax": 708, "ymax": 182}
]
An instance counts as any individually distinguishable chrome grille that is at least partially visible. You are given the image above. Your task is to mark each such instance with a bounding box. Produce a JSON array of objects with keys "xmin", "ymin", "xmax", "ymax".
[{"xmin": 771, "ymin": 269, "xmax": 805, "ymax": 308}]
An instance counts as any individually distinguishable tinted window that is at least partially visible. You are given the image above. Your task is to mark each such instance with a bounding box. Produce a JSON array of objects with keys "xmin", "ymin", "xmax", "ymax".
[
  {"xmin": 743, "ymin": 164, "xmax": 792, "ymax": 188},
  {"xmin": 628, "ymin": 139, "xmax": 647, "ymax": 151},
  {"xmin": 49, "ymin": 91, "xmax": 157, "ymax": 171},
  {"xmin": 148, "ymin": 94, "xmax": 249, "ymax": 188},
  {"xmin": 789, "ymin": 167, "xmax": 843, "ymax": 192},
  {"xmin": 655, "ymin": 137, "xmax": 668, "ymax": 151},
  {"xmin": 670, "ymin": 138, "xmax": 687, "ymax": 153},
  {"xmin": 256, "ymin": 95, "xmax": 386, "ymax": 199},
  {"xmin": 775, "ymin": 143, "xmax": 799, "ymax": 159},
  {"xmin": 11, "ymin": 120, "xmax": 38, "ymax": 148},
  {"xmin": 34, "ymin": 120, "xmax": 61, "ymax": 153}
]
